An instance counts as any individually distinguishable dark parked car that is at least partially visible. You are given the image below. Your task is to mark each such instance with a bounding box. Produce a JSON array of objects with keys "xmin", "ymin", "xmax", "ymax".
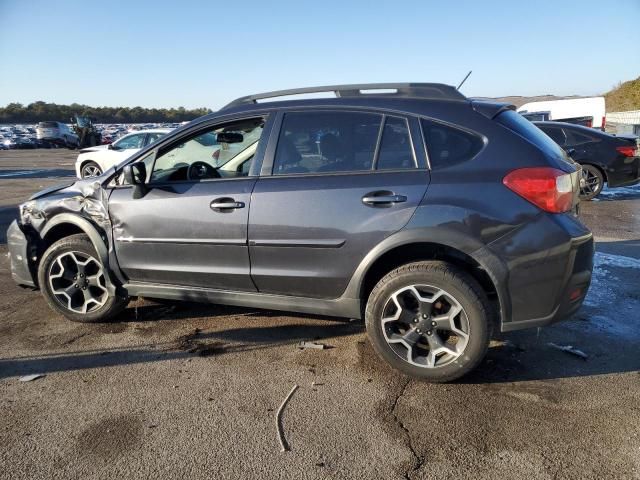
[
  {"xmin": 534, "ymin": 121, "xmax": 640, "ymax": 200},
  {"xmin": 8, "ymin": 83, "xmax": 593, "ymax": 382}
]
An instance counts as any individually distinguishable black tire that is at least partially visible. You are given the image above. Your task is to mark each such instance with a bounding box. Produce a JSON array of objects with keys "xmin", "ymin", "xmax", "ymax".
[
  {"xmin": 365, "ymin": 261, "xmax": 491, "ymax": 382},
  {"xmin": 80, "ymin": 161, "xmax": 102, "ymax": 178},
  {"xmin": 38, "ymin": 234, "xmax": 128, "ymax": 323},
  {"xmin": 579, "ymin": 164, "xmax": 604, "ymax": 200}
]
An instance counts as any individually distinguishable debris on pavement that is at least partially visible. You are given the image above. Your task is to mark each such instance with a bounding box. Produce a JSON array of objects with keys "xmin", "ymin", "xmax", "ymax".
[
  {"xmin": 276, "ymin": 384, "xmax": 299, "ymax": 453},
  {"xmin": 18, "ymin": 374, "xmax": 45, "ymax": 382},
  {"xmin": 548, "ymin": 342, "xmax": 589, "ymax": 360},
  {"xmin": 297, "ymin": 341, "xmax": 327, "ymax": 350}
]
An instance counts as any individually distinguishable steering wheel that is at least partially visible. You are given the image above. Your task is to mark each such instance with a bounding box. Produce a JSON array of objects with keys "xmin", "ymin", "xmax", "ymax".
[{"xmin": 187, "ymin": 161, "xmax": 220, "ymax": 180}]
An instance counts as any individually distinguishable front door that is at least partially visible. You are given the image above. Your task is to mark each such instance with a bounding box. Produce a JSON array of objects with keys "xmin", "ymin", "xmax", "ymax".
[
  {"xmin": 248, "ymin": 110, "xmax": 429, "ymax": 298},
  {"xmin": 109, "ymin": 116, "xmax": 268, "ymax": 291}
]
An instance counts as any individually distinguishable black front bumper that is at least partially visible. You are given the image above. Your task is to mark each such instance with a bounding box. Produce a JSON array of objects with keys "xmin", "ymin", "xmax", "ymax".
[{"xmin": 7, "ymin": 220, "xmax": 36, "ymax": 287}]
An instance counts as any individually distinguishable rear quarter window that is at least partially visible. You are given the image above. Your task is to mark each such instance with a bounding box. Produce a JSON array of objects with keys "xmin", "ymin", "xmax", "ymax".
[{"xmin": 421, "ymin": 119, "xmax": 484, "ymax": 169}]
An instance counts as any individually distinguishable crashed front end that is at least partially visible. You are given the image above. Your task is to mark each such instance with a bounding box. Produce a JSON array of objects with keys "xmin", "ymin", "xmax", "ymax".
[{"xmin": 7, "ymin": 179, "xmax": 113, "ymax": 288}]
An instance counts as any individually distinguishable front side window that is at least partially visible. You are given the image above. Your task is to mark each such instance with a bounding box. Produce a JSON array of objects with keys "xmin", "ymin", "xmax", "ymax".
[
  {"xmin": 273, "ymin": 111, "xmax": 382, "ymax": 175},
  {"xmin": 150, "ymin": 118, "xmax": 264, "ymax": 183},
  {"xmin": 421, "ymin": 119, "xmax": 484, "ymax": 169},
  {"xmin": 114, "ymin": 134, "xmax": 145, "ymax": 150}
]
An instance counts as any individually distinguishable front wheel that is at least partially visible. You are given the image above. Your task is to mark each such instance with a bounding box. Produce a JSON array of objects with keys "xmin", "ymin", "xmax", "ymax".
[
  {"xmin": 80, "ymin": 161, "xmax": 102, "ymax": 178},
  {"xmin": 579, "ymin": 164, "xmax": 604, "ymax": 200},
  {"xmin": 38, "ymin": 234, "xmax": 128, "ymax": 323},
  {"xmin": 365, "ymin": 261, "xmax": 491, "ymax": 382}
]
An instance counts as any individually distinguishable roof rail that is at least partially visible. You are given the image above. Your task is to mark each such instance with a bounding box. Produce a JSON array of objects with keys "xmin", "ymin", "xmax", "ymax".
[{"xmin": 221, "ymin": 82, "xmax": 466, "ymax": 110}]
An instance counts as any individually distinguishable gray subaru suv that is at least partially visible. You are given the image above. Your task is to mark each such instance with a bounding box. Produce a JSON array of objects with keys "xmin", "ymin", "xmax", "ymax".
[{"xmin": 7, "ymin": 83, "xmax": 594, "ymax": 382}]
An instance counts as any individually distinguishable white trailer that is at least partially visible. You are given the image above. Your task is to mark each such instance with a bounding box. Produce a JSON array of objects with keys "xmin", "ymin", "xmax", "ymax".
[{"xmin": 517, "ymin": 97, "xmax": 606, "ymax": 130}]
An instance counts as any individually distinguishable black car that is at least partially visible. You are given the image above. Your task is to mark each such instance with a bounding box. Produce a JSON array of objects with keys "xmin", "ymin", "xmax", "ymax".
[
  {"xmin": 7, "ymin": 83, "xmax": 594, "ymax": 382},
  {"xmin": 534, "ymin": 121, "xmax": 640, "ymax": 200}
]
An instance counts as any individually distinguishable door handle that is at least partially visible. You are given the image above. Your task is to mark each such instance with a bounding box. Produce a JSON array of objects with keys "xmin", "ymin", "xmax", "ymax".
[
  {"xmin": 362, "ymin": 194, "xmax": 407, "ymax": 205},
  {"xmin": 210, "ymin": 198, "xmax": 245, "ymax": 210}
]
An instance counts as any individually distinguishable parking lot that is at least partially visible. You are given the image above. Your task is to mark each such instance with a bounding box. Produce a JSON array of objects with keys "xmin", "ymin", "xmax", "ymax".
[{"xmin": 1, "ymin": 150, "xmax": 639, "ymax": 479}]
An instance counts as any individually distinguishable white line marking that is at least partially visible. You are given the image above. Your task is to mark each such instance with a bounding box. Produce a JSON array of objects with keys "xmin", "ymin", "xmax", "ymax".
[{"xmin": 0, "ymin": 169, "xmax": 45, "ymax": 178}]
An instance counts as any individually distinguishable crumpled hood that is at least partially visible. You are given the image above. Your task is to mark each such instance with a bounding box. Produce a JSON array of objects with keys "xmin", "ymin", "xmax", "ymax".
[
  {"xmin": 29, "ymin": 181, "xmax": 76, "ymax": 200},
  {"xmin": 22, "ymin": 176, "xmax": 111, "ymax": 231}
]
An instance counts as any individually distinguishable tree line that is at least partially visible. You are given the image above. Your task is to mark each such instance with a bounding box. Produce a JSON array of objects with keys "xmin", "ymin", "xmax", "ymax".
[{"xmin": 0, "ymin": 101, "xmax": 213, "ymax": 124}]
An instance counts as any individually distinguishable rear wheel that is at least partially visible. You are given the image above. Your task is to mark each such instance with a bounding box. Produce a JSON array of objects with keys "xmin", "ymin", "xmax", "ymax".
[
  {"xmin": 38, "ymin": 234, "xmax": 128, "ymax": 323},
  {"xmin": 365, "ymin": 261, "xmax": 491, "ymax": 382},
  {"xmin": 81, "ymin": 161, "xmax": 102, "ymax": 178},
  {"xmin": 579, "ymin": 164, "xmax": 604, "ymax": 200}
]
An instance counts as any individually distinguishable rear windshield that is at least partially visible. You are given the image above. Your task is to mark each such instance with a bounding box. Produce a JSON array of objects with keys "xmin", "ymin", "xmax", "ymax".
[
  {"xmin": 38, "ymin": 121, "xmax": 59, "ymax": 128},
  {"xmin": 497, "ymin": 110, "xmax": 565, "ymax": 158}
]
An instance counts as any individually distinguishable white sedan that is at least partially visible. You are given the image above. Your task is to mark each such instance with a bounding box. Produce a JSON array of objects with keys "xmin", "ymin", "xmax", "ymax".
[{"xmin": 75, "ymin": 129, "xmax": 172, "ymax": 178}]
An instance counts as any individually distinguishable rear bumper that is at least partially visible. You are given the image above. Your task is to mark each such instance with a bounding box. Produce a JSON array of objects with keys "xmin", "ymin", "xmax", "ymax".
[
  {"xmin": 606, "ymin": 156, "xmax": 640, "ymax": 188},
  {"xmin": 489, "ymin": 213, "xmax": 594, "ymax": 333},
  {"xmin": 7, "ymin": 220, "xmax": 36, "ymax": 287}
]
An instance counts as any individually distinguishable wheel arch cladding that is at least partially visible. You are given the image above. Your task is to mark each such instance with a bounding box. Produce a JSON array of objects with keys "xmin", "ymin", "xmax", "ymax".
[
  {"xmin": 347, "ymin": 228, "xmax": 511, "ymax": 328},
  {"xmin": 39, "ymin": 215, "xmax": 117, "ymax": 293}
]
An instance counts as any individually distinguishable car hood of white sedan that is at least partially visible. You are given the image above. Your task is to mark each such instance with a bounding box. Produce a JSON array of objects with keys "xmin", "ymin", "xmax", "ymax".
[{"xmin": 78, "ymin": 145, "xmax": 109, "ymax": 154}]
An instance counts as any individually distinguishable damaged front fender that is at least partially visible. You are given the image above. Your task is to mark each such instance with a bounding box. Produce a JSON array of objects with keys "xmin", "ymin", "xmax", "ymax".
[{"xmin": 16, "ymin": 178, "xmax": 121, "ymax": 295}]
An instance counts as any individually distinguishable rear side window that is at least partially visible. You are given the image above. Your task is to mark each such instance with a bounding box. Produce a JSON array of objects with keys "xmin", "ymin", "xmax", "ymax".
[
  {"xmin": 539, "ymin": 126, "xmax": 566, "ymax": 145},
  {"xmin": 421, "ymin": 119, "xmax": 483, "ymax": 169},
  {"xmin": 39, "ymin": 121, "xmax": 59, "ymax": 128},
  {"xmin": 565, "ymin": 129, "xmax": 596, "ymax": 145},
  {"xmin": 273, "ymin": 111, "xmax": 382, "ymax": 175},
  {"xmin": 376, "ymin": 117, "xmax": 415, "ymax": 170}
]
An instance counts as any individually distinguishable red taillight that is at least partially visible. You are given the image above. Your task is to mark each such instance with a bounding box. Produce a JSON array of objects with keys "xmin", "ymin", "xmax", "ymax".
[
  {"xmin": 585, "ymin": 119, "xmax": 592, "ymax": 128},
  {"xmin": 616, "ymin": 145, "xmax": 638, "ymax": 157},
  {"xmin": 503, "ymin": 167, "xmax": 574, "ymax": 213},
  {"xmin": 601, "ymin": 116, "xmax": 606, "ymax": 130}
]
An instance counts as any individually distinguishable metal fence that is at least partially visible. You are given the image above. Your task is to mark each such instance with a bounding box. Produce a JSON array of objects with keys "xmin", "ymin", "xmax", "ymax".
[{"xmin": 605, "ymin": 110, "xmax": 640, "ymax": 135}]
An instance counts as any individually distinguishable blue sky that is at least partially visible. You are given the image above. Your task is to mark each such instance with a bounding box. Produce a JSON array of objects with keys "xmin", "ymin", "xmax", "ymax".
[{"xmin": 1, "ymin": 0, "xmax": 638, "ymax": 109}]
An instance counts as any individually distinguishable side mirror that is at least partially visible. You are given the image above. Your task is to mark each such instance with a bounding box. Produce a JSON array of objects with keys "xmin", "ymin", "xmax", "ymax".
[
  {"xmin": 566, "ymin": 148, "xmax": 576, "ymax": 158},
  {"xmin": 123, "ymin": 163, "xmax": 148, "ymax": 199},
  {"xmin": 108, "ymin": 143, "xmax": 114, "ymax": 150}
]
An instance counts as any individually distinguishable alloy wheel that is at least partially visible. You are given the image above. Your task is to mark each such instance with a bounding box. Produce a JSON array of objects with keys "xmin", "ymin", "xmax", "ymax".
[
  {"xmin": 381, "ymin": 284, "xmax": 470, "ymax": 368},
  {"xmin": 81, "ymin": 164, "xmax": 102, "ymax": 178},
  {"xmin": 580, "ymin": 168, "xmax": 601, "ymax": 197},
  {"xmin": 48, "ymin": 251, "xmax": 108, "ymax": 313}
]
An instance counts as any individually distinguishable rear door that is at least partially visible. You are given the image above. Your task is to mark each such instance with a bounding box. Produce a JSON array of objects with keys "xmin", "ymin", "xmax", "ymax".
[{"xmin": 248, "ymin": 109, "xmax": 429, "ymax": 298}]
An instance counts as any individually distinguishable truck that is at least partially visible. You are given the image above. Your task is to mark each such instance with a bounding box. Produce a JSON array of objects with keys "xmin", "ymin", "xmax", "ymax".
[{"xmin": 518, "ymin": 97, "xmax": 606, "ymax": 130}]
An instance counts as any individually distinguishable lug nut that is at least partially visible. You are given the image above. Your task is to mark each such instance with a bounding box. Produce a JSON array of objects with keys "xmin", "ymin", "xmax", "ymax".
[
  {"xmin": 431, "ymin": 321, "xmax": 437, "ymax": 327},
  {"xmin": 413, "ymin": 318, "xmax": 418, "ymax": 323},
  {"xmin": 427, "ymin": 331, "xmax": 432, "ymax": 336},
  {"xmin": 422, "ymin": 314, "xmax": 427, "ymax": 318},
  {"xmin": 74, "ymin": 284, "xmax": 79, "ymax": 288},
  {"xmin": 80, "ymin": 273, "xmax": 84, "ymax": 277},
  {"xmin": 83, "ymin": 286, "xmax": 87, "ymax": 290},
  {"xmin": 416, "ymin": 329, "xmax": 422, "ymax": 334}
]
